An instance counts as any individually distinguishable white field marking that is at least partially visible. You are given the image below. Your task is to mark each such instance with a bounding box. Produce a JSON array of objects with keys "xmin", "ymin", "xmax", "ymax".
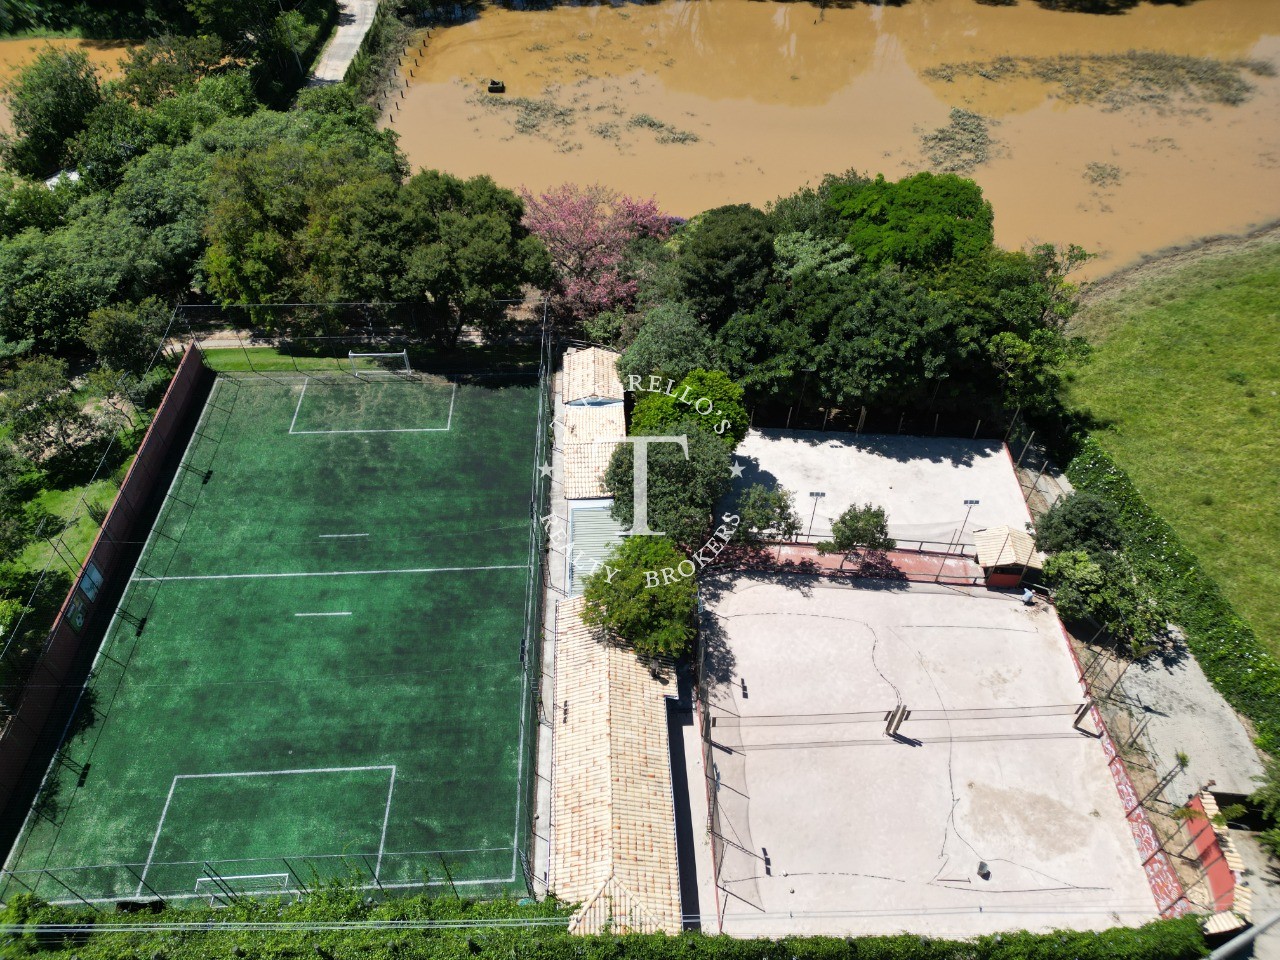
[
  {"xmin": 288, "ymin": 379, "xmax": 308, "ymax": 433},
  {"xmin": 132, "ymin": 563, "xmax": 527, "ymax": 584},
  {"xmin": 137, "ymin": 766, "xmax": 396, "ymax": 897},
  {"xmin": 136, "ymin": 777, "xmax": 182, "ymax": 897},
  {"xmin": 375, "ymin": 767, "xmax": 397, "ymax": 879},
  {"xmin": 318, "ymin": 533, "xmax": 369, "ymax": 539},
  {"xmin": 294, "ymin": 612, "xmax": 352, "ymax": 618},
  {"xmin": 194, "ymin": 874, "xmax": 288, "ymax": 894},
  {"xmin": 2, "ymin": 380, "xmax": 232, "ymax": 878},
  {"xmin": 289, "ymin": 383, "xmax": 457, "ymax": 435}
]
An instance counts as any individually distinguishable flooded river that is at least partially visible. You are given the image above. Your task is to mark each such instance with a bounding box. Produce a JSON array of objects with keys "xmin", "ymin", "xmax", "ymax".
[{"xmin": 388, "ymin": 0, "xmax": 1280, "ymax": 276}]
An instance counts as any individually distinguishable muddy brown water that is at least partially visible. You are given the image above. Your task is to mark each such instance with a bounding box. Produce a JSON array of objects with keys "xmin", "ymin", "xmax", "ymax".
[
  {"xmin": 0, "ymin": 38, "xmax": 133, "ymax": 138},
  {"xmin": 388, "ymin": 0, "xmax": 1280, "ymax": 277}
]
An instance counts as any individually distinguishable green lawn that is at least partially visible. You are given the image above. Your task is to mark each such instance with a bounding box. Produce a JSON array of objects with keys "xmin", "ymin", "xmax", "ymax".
[
  {"xmin": 15, "ymin": 477, "xmax": 125, "ymax": 572},
  {"xmin": 1068, "ymin": 242, "xmax": 1280, "ymax": 655}
]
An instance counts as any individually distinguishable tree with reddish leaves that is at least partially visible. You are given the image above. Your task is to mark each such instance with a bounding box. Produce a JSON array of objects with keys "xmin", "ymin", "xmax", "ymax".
[{"xmin": 520, "ymin": 182, "xmax": 670, "ymax": 327}]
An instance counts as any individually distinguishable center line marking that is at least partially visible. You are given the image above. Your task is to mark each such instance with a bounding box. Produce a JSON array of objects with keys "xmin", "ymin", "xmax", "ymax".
[
  {"xmin": 294, "ymin": 611, "xmax": 352, "ymax": 617},
  {"xmin": 318, "ymin": 533, "xmax": 369, "ymax": 539}
]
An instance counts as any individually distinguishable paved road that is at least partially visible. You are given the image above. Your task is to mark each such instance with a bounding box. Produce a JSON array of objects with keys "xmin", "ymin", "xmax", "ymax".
[{"xmin": 309, "ymin": 0, "xmax": 379, "ymax": 85}]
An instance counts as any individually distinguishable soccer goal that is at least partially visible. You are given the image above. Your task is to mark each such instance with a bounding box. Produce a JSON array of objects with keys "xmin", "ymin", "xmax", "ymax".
[{"xmin": 348, "ymin": 350, "xmax": 412, "ymax": 379}]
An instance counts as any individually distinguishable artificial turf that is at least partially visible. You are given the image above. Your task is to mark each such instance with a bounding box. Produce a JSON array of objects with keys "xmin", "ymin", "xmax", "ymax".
[{"xmin": 2, "ymin": 371, "xmax": 542, "ymax": 904}]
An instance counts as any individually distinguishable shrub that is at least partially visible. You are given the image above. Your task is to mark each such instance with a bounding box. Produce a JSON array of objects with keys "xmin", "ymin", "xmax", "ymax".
[
  {"xmin": 735, "ymin": 483, "xmax": 801, "ymax": 544},
  {"xmin": 1068, "ymin": 437, "xmax": 1280, "ymax": 752},
  {"xmin": 0, "ymin": 893, "xmax": 1209, "ymax": 960},
  {"xmin": 1036, "ymin": 490, "xmax": 1123, "ymax": 554},
  {"xmin": 817, "ymin": 503, "xmax": 895, "ymax": 553}
]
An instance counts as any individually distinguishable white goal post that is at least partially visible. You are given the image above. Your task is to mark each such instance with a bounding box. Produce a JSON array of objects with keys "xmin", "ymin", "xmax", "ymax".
[{"xmin": 348, "ymin": 350, "xmax": 412, "ymax": 376}]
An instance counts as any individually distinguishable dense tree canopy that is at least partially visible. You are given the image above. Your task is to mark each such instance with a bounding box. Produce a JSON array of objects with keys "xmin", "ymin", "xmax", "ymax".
[
  {"xmin": 616, "ymin": 303, "xmax": 718, "ymax": 385},
  {"xmin": 828, "ymin": 172, "xmax": 995, "ymax": 270},
  {"xmin": 630, "ymin": 369, "xmax": 749, "ymax": 446}
]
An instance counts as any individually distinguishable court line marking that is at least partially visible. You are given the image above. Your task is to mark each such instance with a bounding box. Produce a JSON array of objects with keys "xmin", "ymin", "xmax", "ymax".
[
  {"xmin": 289, "ymin": 383, "xmax": 456, "ymax": 436},
  {"xmin": 194, "ymin": 874, "xmax": 288, "ymax": 894},
  {"xmin": 318, "ymin": 533, "xmax": 368, "ymax": 539},
  {"xmin": 376, "ymin": 767, "xmax": 397, "ymax": 879},
  {"xmin": 287, "ymin": 379, "xmax": 308, "ymax": 433},
  {"xmin": 132, "ymin": 564, "xmax": 528, "ymax": 584},
  {"xmin": 137, "ymin": 765, "xmax": 396, "ymax": 897},
  {"xmin": 294, "ymin": 612, "xmax": 352, "ymax": 618},
  {"xmin": 68, "ymin": 874, "xmax": 518, "ymax": 906}
]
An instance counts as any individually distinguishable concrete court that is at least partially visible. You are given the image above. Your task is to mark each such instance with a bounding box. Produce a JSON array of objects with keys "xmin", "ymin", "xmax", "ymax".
[
  {"xmin": 692, "ymin": 573, "xmax": 1157, "ymax": 938},
  {"xmin": 732, "ymin": 429, "xmax": 1034, "ymax": 547}
]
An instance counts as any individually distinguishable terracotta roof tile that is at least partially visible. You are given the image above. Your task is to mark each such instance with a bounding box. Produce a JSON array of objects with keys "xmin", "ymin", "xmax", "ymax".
[{"xmin": 551, "ymin": 597, "xmax": 681, "ymax": 935}]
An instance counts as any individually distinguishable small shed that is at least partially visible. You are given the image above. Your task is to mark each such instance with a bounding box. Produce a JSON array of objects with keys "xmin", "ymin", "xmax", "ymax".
[{"xmin": 973, "ymin": 526, "xmax": 1045, "ymax": 588}]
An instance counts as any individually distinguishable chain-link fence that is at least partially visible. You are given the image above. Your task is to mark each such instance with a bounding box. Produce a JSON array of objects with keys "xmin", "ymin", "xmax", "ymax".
[{"xmin": 1, "ymin": 847, "xmax": 516, "ymax": 909}]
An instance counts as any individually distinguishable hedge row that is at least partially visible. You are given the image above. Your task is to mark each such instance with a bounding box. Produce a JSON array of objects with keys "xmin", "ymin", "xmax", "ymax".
[
  {"xmin": 2, "ymin": 892, "xmax": 1208, "ymax": 960},
  {"xmin": 1067, "ymin": 436, "xmax": 1280, "ymax": 752}
]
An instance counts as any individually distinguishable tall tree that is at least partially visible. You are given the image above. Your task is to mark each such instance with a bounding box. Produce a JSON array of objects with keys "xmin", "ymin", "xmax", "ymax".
[
  {"xmin": 604, "ymin": 418, "xmax": 733, "ymax": 548},
  {"xmin": 616, "ymin": 303, "xmax": 717, "ymax": 385},
  {"xmin": 0, "ymin": 48, "xmax": 103, "ymax": 178},
  {"xmin": 520, "ymin": 182, "xmax": 669, "ymax": 326},
  {"xmin": 0, "ymin": 357, "xmax": 91, "ymax": 462},
  {"xmin": 827, "ymin": 172, "xmax": 994, "ymax": 270},
  {"xmin": 676, "ymin": 203, "xmax": 775, "ymax": 330},
  {"xmin": 397, "ymin": 171, "xmax": 551, "ymax": 345},
  {"xmin": 582, "ymin": 536, "xmax": 697, "ymax": 660},
  {"xmin": 81, "ymin": 297, "xmax": 171, "ymax": 376},
  {"xmin": 630, "ymin": 369, "xmax": 749, "ymax": 447}
]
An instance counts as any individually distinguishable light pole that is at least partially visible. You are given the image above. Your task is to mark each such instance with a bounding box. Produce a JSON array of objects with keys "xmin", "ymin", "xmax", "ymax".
[
  {"xmin": 807, "ymin": 491, "xmax": 826, "ymax": 539},
  {"xmin": 937, "ymin": 498, "xmax": 978, "ymax": 582}
]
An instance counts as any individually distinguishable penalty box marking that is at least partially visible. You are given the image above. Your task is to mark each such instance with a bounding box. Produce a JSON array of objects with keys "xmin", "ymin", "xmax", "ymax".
[
  {"xmin": 288, "ymin": 380, "xmax": 457, "ymax": 435},
  {"xmin": 137, "ymin": 765, "xmax": 397, "ymax": 898}
]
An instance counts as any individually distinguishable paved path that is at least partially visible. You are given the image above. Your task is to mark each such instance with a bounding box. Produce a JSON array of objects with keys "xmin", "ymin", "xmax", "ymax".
[{"xmin": 309, "ymin": 0, "xmax": 379, "ymax": 85}]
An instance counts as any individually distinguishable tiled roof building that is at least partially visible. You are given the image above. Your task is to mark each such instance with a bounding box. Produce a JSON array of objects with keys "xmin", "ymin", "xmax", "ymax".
[{"xmin": 551, "ymin": 597, "xmax": 682, "ymax": 935}]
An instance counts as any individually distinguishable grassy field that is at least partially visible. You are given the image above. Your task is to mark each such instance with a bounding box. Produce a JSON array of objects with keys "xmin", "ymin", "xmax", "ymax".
[
  {"xmin": 1068, "ymin": 241, "xmax": 1280, "ymax": 655},
  {"xmin": 3, "ymin": 373, "xmax": 543, "ymax": 904}
]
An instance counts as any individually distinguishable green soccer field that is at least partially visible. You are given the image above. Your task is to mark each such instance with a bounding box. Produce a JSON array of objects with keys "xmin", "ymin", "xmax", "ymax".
[{"xmin": 2, "ymin": 370, "xmax": 545, "ymax": 905}]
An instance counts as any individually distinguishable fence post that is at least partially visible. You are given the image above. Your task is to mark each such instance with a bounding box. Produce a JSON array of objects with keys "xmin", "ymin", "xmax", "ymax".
[{"xmin": 1015, "ymin": 431, "xmax": 1036, "ymax": 469}]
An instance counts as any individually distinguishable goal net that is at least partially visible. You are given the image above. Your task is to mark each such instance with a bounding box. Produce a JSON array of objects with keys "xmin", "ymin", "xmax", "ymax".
[{"xmin": 348, "ymin": 350, "xmax": 412, "ymax": 379}]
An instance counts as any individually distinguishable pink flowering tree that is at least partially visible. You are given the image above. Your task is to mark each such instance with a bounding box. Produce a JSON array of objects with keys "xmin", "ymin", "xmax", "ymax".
[{"xmin": 521, "ymin": 183, "xmax": 670, "ymax": 326}]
